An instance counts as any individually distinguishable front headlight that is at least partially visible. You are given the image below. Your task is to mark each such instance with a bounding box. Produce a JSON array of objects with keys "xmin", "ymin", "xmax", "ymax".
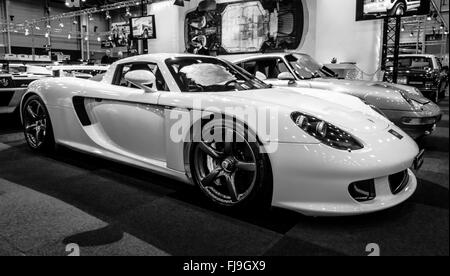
[
  {"xmin": 410, "ymin": 99, "xmax": 423, "ymax": 111},
  {"xmin": 413, "ymin": 88, "xmax": 423, "ymax": 96},
  {"xmin": 291, "ymin": 112, "xmax": 364, "ymax": 151}
]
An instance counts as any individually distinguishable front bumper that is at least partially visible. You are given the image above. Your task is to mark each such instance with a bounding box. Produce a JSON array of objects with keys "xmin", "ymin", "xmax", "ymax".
[
  {"xmin": 267, "ymin": 129, "xmax": 418, "ymax": 217},
  {"xmin": 383, "ymin": 104, "xmax": 442, "ymax": 139}
]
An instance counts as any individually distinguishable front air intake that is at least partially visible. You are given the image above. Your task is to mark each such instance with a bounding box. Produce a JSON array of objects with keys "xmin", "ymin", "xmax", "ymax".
[
  {"xmin": 349, "ymin": 179, "xmax": 376, "ymax": 202},
  {"xmin": 389, "ymin": 170, "xmax": 409, "ymax": 195}
]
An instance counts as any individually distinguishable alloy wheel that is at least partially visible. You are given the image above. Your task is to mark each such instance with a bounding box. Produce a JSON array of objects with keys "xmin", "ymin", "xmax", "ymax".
[
  {"xmin": 23, "ymin": 99, "xmax": 48, "ymax": 148},
  {"xmin": 193, "ymin": 127, "xmax": 258, "ymax": 206}
]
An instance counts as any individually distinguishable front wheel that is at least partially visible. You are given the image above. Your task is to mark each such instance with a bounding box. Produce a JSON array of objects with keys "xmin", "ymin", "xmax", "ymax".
[
  {"xmin": 389, "ymin": 2, "xmax": 406, "ymax": 16},
  {"xmin": 22, "ymin": 95, "xmax": 55, "ymax": 152},
  {"xmin": 189, "ymin": 121, "xmax": 272, "ymax": 210}
]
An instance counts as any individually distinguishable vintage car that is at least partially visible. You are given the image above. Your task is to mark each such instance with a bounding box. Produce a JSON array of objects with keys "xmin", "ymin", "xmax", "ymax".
[
  {"xmin": 19, "ymin": 53, "xmax": 422, "ymax": 216},
  {"xmin": 0, "ymin": 61, "xmax": 46, "ymax": 115},
  {"xmin": 223, "ymin": 52, "xmax": 442, "ymax": 139},
  {"xmin": 0, "ymin": 63, "xmax": 108, "ymax": 115},
  {"xmin": 50, "ymin": 65, "xmax": 109, "ymax": 79},
  {"xmin": 385, "ymin": 54, "xmax": 449, "ymax": 103},
  {"xmin": 363, "ymin": 0, "xmax": 421, "ymax": 16}
]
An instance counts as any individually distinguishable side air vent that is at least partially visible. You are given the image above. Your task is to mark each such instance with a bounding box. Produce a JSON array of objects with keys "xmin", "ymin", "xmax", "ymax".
[
  {"xmin": 389, "ymin": 170, "xmax": 409, "ymax": 195},
  {"xmin": 72, "ymin": 96, "xmax": 92, "ymax": 126}
]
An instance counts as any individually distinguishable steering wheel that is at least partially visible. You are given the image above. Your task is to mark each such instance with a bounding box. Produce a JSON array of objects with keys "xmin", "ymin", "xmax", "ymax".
[{"xmin": 224, "ymin": 79, "xmax": 239, "ymax": 87}]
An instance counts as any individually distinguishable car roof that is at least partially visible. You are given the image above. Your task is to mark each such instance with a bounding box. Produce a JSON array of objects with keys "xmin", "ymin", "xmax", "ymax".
[{"xmin": 115, "ymin": 53, "xmax": 211, "ymax": 65}]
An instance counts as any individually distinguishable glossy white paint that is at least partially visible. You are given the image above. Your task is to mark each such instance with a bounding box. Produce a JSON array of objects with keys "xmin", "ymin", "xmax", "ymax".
[{"xmin": 21, "ymin": 54, "xmax": 420, "ymax": 216}]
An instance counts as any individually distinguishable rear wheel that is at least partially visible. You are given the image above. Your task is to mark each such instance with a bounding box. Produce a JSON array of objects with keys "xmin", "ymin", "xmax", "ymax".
[
  {"xmin": 389, "ymin": 2, "xmax": 406, "ymax": 16},
  {"xmin": 190, "ymin": 120, "xmax": 272, "ymax": 210},
  {"xmin": 22, "ymin": 95, "xmax": 55, "ymax": 152}
]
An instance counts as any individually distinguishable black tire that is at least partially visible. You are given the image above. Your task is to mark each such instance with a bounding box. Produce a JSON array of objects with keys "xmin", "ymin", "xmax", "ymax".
[
  {"xmin": 389, "ymin": 2, "xmax": 406, "ymax": 16},
  {"xmin": 438, "ymin": 82, "xmax": 447, "ymax": 100},
  {"xmin": 22, "ymin": 95, "xmax": 56, "ymax": 152},
  {"xmin": 189, "ymin": 119, "xmax": 272, "ymax": 211}
]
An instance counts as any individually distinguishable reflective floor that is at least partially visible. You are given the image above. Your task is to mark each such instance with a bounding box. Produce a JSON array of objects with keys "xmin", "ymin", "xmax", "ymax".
[{"xmin": 0, "ymin": 98, "xmax": 448, "ymax": 256}]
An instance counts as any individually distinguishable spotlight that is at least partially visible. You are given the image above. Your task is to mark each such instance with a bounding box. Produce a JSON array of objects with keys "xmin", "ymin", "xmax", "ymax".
[
  {"xmin": 85, "ymin": 36, "xmax": 89, "ymax": 41},
  {"xmin": 68, "ymin": 33, "xmax": 71, "ymax": 39},
  {"xmin": 174, "ymin": 0, "xmax": 184, "ymax": 7}
]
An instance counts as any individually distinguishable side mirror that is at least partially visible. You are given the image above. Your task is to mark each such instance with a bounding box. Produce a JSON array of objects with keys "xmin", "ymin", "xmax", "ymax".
[
  {"xmin": 124, "ymin": 70, "xmax": 157, "ymax": 92},
  {"xmin": 255, "ymin": 71, "xmax": 267, "ymax": 81},
  {"xmin": 277, "ymin": 72, "xmax": 295, "ymax": 81}
]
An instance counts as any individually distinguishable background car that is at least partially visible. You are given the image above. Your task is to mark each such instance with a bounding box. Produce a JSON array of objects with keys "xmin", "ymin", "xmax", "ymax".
[
  {"xmin": 385, "ymin": 54, "xmax": 449, "ymax": 103},
  {"xmin": 50, "ymin": 65, "xmax": 109, "ymax": 79},
  {"xmin": 0, "ymin": 61, "xmax": 46, "ymax": 115},
  {"xmin": 19, "ymin": 53, "xmax": 421, "ymax": 216},
  {"xmin": 223, "ymin": 52, "xmax": 442, "ymax": 139},
  {"xmin": 364, "ymin": 0, "xmax": 421, "ymax": 16}
]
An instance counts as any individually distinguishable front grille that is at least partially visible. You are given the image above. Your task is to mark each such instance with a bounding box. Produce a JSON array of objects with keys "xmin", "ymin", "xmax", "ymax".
[
  {"xmin": 389, "ymin": 170, "xmax": 409, "ymax": 195},
  {"xmin": 349, "ymin": 179, "xmax": 376, "ymax": 202},
  {"xmin": 0, "ymin": 91, "xmax": 15, "ymax": 106}
]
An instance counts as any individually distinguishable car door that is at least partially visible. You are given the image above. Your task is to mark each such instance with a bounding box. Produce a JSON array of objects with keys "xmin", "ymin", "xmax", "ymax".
[
  {"xmin": 407, "ymin": 0, "xmax": 421, "ymax": 10},
  {"xmin": 83, "ymin": 62, "xmax": 168, "ymax": 163}
]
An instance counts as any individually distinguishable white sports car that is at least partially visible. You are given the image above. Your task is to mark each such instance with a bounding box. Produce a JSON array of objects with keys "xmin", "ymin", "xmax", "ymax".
[{"xmin": 20, "ymin": 54, "xmax": 422, "ymax": 216}]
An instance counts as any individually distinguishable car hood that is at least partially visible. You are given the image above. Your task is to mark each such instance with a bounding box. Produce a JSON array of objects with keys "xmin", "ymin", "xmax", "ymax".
[
  {"xmin": 174, "ymin": 88, "xmax": 390, "ymax": 134},
  {"xmin": 307, "ymin": 78, "xmax": 430, "ymax": 110}
]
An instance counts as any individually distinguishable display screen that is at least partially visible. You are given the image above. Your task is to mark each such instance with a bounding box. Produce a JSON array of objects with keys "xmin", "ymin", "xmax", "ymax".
[
  {"xmin": 185, "ymin": 0, "xmax": 305, "ymax": 55},
  {"xmin": 356, "ymin": 0, "xmax": 431, "ymax": 21},
  {"xmin": 130, "ymin": 15, "xmax": 156, "ymax": 39}
]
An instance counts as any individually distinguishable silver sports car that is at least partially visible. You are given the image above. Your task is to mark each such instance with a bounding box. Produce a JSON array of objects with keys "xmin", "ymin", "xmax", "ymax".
[{"xmin": 223, "ymin": 52, "xmax": 442, "ymax": 139}]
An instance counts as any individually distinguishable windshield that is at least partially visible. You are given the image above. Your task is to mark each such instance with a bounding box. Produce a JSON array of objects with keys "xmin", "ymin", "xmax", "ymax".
[
  {"xmin": 166, "ymin": 57, "xmax": 270, "ymax": 92},
  {"xmin": 389, "ymin": 57, "xmax": 434, "ymax": 70},
  {"xmin": 285, "ymin": 54, "xmax": 335, "ymax": 79}
]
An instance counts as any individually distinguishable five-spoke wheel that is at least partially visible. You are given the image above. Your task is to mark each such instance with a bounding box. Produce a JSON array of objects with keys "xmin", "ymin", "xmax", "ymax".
[
  {"xmin": 190, "ymin": 122, "xmax": 272, "ymax": 209},
  {"xmin": 22, "ymin": 95, "xmax": 55, "ymax": 151}
]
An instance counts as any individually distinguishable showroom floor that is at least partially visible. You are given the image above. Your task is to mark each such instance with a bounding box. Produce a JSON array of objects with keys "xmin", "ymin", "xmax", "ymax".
[{"xmin": 0, "ymin": 99, "xmax": 448, "ymax": 256}]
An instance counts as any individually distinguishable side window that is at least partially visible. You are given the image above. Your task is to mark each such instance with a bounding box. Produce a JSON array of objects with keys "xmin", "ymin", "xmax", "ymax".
[
  {"xmin": 113, "ymin": 62, "xmax": 169, "ymax": 91},
  {"xmin": 242, "ymin": 61, "xmax": 257, "ymax": 75},
  {"xmin": 254, "ymin": 59, "xmax": 277, "ymax": 79},
  {"xmin": 277, "ymin": 59, "xmax": 291, "ymax": 74},
  {"xmin": 252, "ymin": 58, "xmax": 291, "ymax": 79}
]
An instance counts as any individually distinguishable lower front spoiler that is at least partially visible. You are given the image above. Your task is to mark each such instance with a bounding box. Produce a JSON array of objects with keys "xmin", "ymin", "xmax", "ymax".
[{"xmin": 276, "ymin": 169, "xmax": 417, "ymax": 217}]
